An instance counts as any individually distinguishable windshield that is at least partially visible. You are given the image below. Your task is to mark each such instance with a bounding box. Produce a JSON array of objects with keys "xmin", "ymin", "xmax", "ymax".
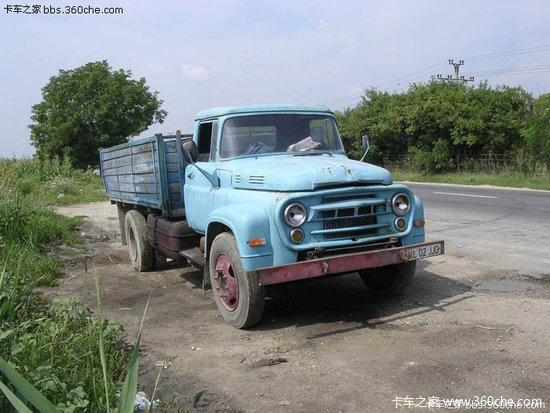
[{"xmin": 220, "ymin": 114, "xmax": 344, "ymax": 159}]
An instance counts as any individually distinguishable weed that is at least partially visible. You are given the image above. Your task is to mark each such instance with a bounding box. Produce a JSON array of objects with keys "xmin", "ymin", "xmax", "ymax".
[
  {"xmin": 392, "ymin": 170, "xmax": 550, "ymax": 191},
  {"xmin": 0, "ymin": 158, "xmax": 128, "ymax": 411}
]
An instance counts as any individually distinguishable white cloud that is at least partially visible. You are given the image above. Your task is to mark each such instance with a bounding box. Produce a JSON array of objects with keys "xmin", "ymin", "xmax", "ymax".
[{"xmin": 180, "ymin": 64, "xmax": 212, "ymax": 81}]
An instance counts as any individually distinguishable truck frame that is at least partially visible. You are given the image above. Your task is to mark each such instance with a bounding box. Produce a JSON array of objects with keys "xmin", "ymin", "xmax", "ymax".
[{"xmin": 100, "ymin": 105, "xmax": 444, "ymax": 328}]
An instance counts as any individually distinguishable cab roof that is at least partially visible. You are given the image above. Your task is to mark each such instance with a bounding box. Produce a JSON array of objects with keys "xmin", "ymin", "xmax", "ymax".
[{"xmin": 195, "ymin": 104, "xmax": 333, "ymax": 121}]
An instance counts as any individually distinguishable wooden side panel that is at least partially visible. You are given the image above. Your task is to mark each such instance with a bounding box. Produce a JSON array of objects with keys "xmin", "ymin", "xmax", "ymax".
[
  {"xmin": 99, "ymin": 136, "xmax": 185, "ymax": 216},
  {"xmin": 100, "ymin": 138, "xmax": 162, "ymax": 210}
]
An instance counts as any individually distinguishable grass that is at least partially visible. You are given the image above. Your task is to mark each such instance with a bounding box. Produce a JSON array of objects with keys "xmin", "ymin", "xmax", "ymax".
[
  {"xmin": 392, "ymin": 170, "xmax": 550, "ymax": 191},
  {"xmin": 0, "ymin": 157, "xmax": 129, "ymax": 411},
  {"xmin": 0, "ymin": 157, "xmax": 106, "ymax": 205}
]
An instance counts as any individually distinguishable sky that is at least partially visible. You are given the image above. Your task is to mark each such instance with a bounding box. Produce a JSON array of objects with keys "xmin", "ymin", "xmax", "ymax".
[{"xmin": 1, "ymin": 0, "xmax": 550, "ymax": 158}]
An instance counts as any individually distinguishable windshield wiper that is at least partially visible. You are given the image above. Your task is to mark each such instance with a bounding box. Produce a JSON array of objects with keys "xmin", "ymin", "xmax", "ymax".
[{"xmin": 292, "ymin": 151, "xmax": 332, "ymax": 156}]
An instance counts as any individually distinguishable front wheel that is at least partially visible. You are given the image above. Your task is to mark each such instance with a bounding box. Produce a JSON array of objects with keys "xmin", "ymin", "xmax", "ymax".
[
  {"xmin": 209, "ymin": 232, "xmax": 265, "ymax": 328},
  {"xmin": 359, "ymin": 261, "xmax": 416, "ymax": 295}
]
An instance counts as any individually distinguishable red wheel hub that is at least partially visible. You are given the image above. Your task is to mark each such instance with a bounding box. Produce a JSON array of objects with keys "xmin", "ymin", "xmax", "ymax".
[{"xmin": 214, "ymin": 254, "xmax": 239, "ymax": 311}]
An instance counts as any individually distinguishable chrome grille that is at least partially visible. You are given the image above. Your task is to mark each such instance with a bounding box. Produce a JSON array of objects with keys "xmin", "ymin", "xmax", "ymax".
[{"xmin": 311, "ymin": 193, "xmax": 389, "ymax": 241}]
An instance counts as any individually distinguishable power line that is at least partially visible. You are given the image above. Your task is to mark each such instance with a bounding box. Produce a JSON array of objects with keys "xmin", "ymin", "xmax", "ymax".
[
  {"xmin": 464, "ymin": 44, "xmax": 550, "ymax": 61},
  {"xmin": 319, "ymin": 60, "xmax": 447, "ymax": 106},
  {"xmin": 470, "ymin": 64, "xmax": 550, "ymax": 75},
  {"xmin": 374, "ymin": 60, "xmax": 447, "ymax": 88},
  {"xmin": 319, "ymin": 44, "xmax": 550, "ymax": 107}
]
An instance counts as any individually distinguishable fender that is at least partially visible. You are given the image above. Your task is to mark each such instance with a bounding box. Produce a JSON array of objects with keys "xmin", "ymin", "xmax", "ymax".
[
  {"xmin": 404, "ymin": 195, "xmax": 425, "ymax": 245},
  {"xmin": 206, "ymin": 204, "xmax": 274, "ymax": 271}
]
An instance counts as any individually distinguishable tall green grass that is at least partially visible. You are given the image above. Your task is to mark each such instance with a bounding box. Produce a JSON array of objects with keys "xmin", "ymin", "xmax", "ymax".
[
  {"xmin": 0, "ymin": 267, "xmax": 150, "ymax": 412},
  {"xmin": 0, "ymin": 158, "xmax": 129, "ymax": 411},
  {"xmin": 392, "ymin": 170, "xmax": 550, "ymax": 191},
  {"xmin": 0, "ymin": 156, "xmax": 105, "ymax": 205}
]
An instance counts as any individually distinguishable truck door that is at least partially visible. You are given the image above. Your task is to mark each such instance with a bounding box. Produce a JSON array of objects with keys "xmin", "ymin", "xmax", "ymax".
[{"xmin": 184, "ymin": 120, "xmax": 218, "ymax": 233}]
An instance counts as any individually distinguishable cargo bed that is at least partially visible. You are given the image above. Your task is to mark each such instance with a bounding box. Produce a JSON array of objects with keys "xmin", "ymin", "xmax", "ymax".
[{"xmin": 99, "ymin": 133, "xmax": 191, "ymax": 217}]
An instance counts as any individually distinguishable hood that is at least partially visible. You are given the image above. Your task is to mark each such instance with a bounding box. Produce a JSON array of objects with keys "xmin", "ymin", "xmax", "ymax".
[{"xmin": 225, "ymin": 154, "xmax": 392, "ymax": 191}]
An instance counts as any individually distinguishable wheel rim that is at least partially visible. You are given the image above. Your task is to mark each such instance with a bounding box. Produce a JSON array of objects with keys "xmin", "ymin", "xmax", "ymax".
[
  {"xmin": 214, "ymin": 253, "xmax": 239, "ymax": 311},
  {"xmin": 128, "ymin": 226, "xmax": 137, "ymax": 262}
]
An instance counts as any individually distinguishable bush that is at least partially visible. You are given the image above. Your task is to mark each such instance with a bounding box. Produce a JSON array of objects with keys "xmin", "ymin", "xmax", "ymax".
[{"xmin": 0, "ymin": 158, "xmax": 128, "ymax": 411}]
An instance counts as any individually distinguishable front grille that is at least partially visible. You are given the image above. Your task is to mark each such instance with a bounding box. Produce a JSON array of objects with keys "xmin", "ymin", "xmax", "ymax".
[
  {"xmin": 311, "ymin": 192, "xmax": 388, "ymax": 241},
  {"xmin": 323, "ymin": 216, "xmax": 378, "ymax": 240}
]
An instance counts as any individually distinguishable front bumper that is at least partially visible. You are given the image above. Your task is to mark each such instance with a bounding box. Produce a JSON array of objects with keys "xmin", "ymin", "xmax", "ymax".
[{"xmin": 259, "ymin": 240, "xmax": 444, "ymax": 286}]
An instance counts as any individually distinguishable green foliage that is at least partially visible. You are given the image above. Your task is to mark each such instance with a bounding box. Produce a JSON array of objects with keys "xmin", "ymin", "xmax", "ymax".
[
  {"xmin": 1, "ymin": 298, "xmax": 127, "ymax": 411},
  {"xmin": 29, "ymin": 60, "xmax": 167, "ymax": 168},
  {"xmin": 0, "ymin": 290, "xmax": 128, "ymax": 412},
  {"xmin": 392, "ymin": 170, "xmax": 550, "ymax": 191},
  {"xmin": 337, "ymin": 88, "xmax": 409, "ymax": 163},
  {"xmin": 0, "ymin": 271, "xmax": 148, "ymax": 413},
  {"xmin": 0, "ymin": 157, "xmax": 106, "ymax": 205},
  {"xmin": 521, "ymin": 93, "xmax": 550, "ymax": 172},
  {"xmin": 0, "ymin": 157, "xmax": 105, "ymax": 286},
  {"xmin": 336, "ymin": 80, "xmax": 535, "ymax": 173},
  {"xmin": 0, "ymin": 158, "xmax": 129, "ymax": 411}
]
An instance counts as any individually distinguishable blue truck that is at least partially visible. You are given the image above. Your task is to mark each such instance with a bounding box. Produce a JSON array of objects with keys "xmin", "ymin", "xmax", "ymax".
[{"xmin": 100, "ymin": 105, "xmax": 444, "ymax": 328}]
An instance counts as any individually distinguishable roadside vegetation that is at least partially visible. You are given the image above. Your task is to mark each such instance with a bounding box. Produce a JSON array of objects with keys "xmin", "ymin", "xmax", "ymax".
[
  {"xmin": 337, "ymin": 81, "xmax": 550, "ymax": 190},
  {"xmin": 392, "ymin": 170, "xmax": 550, "ymax": 191},
  {"xmin": 0, "ymin": 157, "xmax": 130, "ymax": 411}
]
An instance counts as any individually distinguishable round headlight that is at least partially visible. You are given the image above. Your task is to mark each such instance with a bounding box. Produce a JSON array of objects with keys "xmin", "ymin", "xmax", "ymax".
[
  {"xmin": 395, "ymin": 217, "xmax": 407, "ymax": 232},
  {"xmin": 391, "ymin": 193, "xmax": 410, "ymax": 216},
  {"xmin": 290, "ymin": 228, "xmax": 305, "ymax": 244},
  {"xmin": 284, "ymin": 203, "xmax": 307, "ymax": 227}
]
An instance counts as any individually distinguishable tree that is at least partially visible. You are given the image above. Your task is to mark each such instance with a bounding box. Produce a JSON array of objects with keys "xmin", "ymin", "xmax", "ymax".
[
  {"xmin": 336, "ymin": 80, "xmax": 533, "ymax": 172},
  {"xmin": 29, "ymin": 61, "xmax": 167, "ymax": 168},
  {"xmin": 521, "ymin": 93, "xmax": 550, "ymax": 172}
]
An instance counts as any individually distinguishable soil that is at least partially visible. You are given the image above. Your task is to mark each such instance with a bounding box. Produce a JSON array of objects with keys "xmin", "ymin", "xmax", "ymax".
[{"xmin": 49, "ymin": 201, "xmax": 550, "ymax": 412}]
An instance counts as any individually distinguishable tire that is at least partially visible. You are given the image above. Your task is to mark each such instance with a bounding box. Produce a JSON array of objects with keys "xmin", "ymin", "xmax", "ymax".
[
  {"xmin": 359, "ymin": 261, "xmax": 416, "ymax": 295},
  {"xmin": 125, "ymin": 210, "xmax": 154, "ymax": 272},
  {"xmin": 209, "ymin": 232, "xmax": 265, "ymax": 328}
]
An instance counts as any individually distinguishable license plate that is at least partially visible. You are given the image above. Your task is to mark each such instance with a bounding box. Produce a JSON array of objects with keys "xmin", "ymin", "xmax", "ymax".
[{"xmin": 405, "ymin": 242, "xmax": 443, "ymax": 260}]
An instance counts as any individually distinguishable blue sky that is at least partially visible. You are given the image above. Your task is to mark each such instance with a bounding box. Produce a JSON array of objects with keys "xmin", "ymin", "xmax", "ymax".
[{"xmin": 1, "ymin": 0, "xmax": 549, "ymax": 158}]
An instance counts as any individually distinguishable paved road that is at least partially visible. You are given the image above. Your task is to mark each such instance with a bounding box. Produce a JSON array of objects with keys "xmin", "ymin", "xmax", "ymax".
[{"xmin": 405, "ymin": 183, "xmax": 550, "ymax": 278}]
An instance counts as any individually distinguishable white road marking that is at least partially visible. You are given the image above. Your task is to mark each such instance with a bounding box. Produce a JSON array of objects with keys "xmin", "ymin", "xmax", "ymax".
[{"xmin": 433, "ymin": 191, "xmax": 498, "ymax": 199}]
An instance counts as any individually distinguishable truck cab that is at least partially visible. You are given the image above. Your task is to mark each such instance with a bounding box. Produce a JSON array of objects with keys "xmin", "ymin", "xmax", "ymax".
[{"xmin": 100, "ymin": 104, "xmax": 444, "ymax": 328}]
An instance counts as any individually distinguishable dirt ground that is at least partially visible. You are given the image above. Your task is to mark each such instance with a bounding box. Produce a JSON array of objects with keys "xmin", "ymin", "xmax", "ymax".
[{"xmin": 49, "ymin": 202, "xmax": 550, "ymax": 412}]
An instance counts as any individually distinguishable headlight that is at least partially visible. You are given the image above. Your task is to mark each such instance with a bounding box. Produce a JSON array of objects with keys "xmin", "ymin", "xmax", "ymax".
[
  {"xmin": 290, "ymin": 229, "xmax": 305, "ymax": 243},
  {"xmin": 284, "ymin": 203, "xmax": 306, "ymax": 227},
  {"xmin": 391, "ymin": 193, "xmax": 410, "ymax": 216},
  {"xmin": 395, "ymin": 217, "xmax": 407, "ymax": 231}
]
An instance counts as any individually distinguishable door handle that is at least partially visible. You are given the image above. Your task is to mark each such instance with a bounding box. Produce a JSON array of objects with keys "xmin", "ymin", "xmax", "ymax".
[{"xmin": 187, "ymin": 172, "xmax": 194, "ymax": 179}]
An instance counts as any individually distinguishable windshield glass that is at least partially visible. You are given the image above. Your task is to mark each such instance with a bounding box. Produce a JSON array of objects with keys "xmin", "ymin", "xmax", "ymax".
[{"xmin": 220, "ymin": 114, "xmax": 344, "ymax": 159}]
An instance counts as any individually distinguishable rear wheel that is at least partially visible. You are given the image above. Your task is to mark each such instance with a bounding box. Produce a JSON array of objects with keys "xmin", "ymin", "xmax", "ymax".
[
  {"xmin": 359, "ymin": 261, "xmax": 416, "ymax": 295},
  {"xmin": 209, "ymin": 232, "xmax": 265, "ymax": 328},
  {"xmin": 125, "ymin": 210, "xmax": 154, "ymax": 272}
]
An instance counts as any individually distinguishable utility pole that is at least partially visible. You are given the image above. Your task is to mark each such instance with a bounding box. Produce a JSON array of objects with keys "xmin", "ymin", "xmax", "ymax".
[{"xmin": 437, "ymin": 59, "xmax": 474, "ymax": 83}]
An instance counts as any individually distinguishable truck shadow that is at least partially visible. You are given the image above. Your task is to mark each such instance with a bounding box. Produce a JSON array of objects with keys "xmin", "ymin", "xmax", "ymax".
[{"xmin": 258, "ymin": 261, "xmax": 474, "ymax": 335}]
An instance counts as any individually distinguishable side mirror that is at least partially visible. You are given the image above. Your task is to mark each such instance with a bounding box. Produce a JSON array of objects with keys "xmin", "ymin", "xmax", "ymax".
[
  {"xmin": 182, "ymin": 139, "xmax": 198, "ymax": 164},
  {"xmin": 361, "ymin": 135, "xmax": 370, "ymax": 152},
  {"xmin": 360, "ymin": 135, "xmax": 370, "ymax": 163}
]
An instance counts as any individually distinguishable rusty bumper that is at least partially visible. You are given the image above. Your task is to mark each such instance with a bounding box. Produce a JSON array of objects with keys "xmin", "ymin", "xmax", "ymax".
[{"xmin": 259, "ymin": 240, "xmax": 445, "ymax": 286}]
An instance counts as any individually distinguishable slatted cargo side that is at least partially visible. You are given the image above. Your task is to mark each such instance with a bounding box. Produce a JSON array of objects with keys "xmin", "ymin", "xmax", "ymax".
[
  {"xmin": 99, "ymin": 135, "xmax": 185, "ymax": 217},
  {"xmin": 163, "ymin": 138, "xmax": 185, "ymax": 215}
]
